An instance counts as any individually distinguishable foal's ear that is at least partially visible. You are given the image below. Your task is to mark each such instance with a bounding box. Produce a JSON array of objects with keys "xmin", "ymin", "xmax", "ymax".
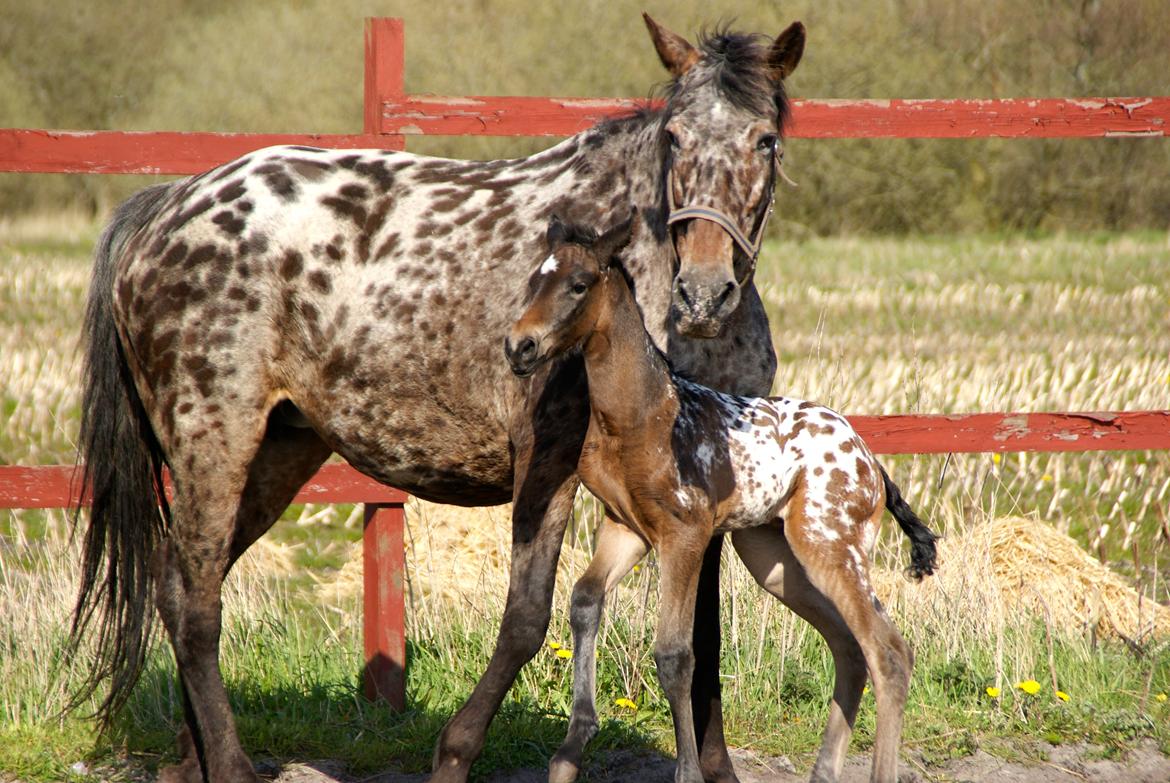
[
  {"xmin": 642, "ymin": 13, "xmax": 700, "ymax": 78},
  {"xmin": 766, "ymin": 21, "xmax": 805, "ymax": 82},
  {"xmin": 595, "ymin": 210, "xmax": 636, "ymax": 269},
  {"xmin": 546, "ymin": 214, "xmax": 569, "ymax": 249}
]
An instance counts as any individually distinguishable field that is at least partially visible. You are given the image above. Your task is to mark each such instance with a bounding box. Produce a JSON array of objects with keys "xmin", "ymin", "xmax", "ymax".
[{"xmin": 1, "ymin": 216, "xmax": 1168, "ymax": 780}]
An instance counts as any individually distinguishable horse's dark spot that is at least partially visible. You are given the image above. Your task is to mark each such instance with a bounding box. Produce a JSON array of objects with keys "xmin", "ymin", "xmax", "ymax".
[
  {"xmin": 208, "ymin": 156, "xmax": 252, "ymax": 183},
  {"xmin": 178, "ymin": 401, "xmax": 194, "ymax": 414},
  {"xmin": 236, "ymin": 263, "xmax": 252, "ymax": 278},
  {"xmin": 245, "ymin": 297, "xmax": 261, "ymax": 312},
  {"xmin": 841, "ymin": 439, "xmax": 856, "ymax": 454},
  {"xmin": 206, "ymin": 272, "xmax": 227, "ymax": 294},
  {"xmin": 824, "ymin": 452, "xmax": 837, "ymax": 464},
  {"xmin": 183, "ymin": 354, "xmax": 208, "ymax": 372},
  {"xmin": 340, "ymin": 183, "xmax": 369, "ymax": 200},
  {"xmin": 216, "ymin": 180, "xmax": 246, "ymax": 203},
  {"xmin": 256, "ymin": 163, "xmax": 298, "ymax": 200},
  {"xmin": 375, "ymin": 233, "xmax": 400, "ymax": 259},
  {"xmin": 182, "ymin": 243, "xmax": 218, "ymax": 270},
  {"xmin": 337, "ymin": 155, "xmax": 361, "ymax": 170},
  {"xmin": 321, "ymin": 195, "xmax": 367, "ymax": 228},
  {"xmin": 453, "ymin": 211, "xmax": 476, "ymax": 226},
  {"xmin": 326, "ymin": 243, "xmax": 343, "ymax": 262},
  {"xmin": 280, "ymin": 251, "xmax": 304, "ymax": 279},
  {"xmin": 308, "ymin": 270, "xmax": 332, "ymax": 294},
  {"xmin": 288, "ymin": 145, "xmax": 324, "ymax": 153},
  {"xmin": 322, "ymin": 346, "xmax": 359, "ymax": 386},
  {"xmin": 413, "ymin": 241, "xmax": 433, "ymax": 257},
  {"xmin": 300, "ymin": 301, "xmax": 319, "ymax": 325},
  {"xmin": 395, "ymin": 301, "xmax": 416, "ymax": 322},
  {"xmin": 289, "ymin": 159, "xmax": 331, "ymax": 180},
  {"xmin": 212, "ymin": 210, "xmax": 246, "ymax": 236},
  {"xmin": 161, "ymin": 196, "xmax": 215, "ymax": 235},
  {"xmin": 238, "ymin": 200, "xmax": 254, "ymax": 213}
]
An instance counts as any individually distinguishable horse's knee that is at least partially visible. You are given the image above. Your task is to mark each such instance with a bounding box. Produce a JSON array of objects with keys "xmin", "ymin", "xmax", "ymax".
[
  {"xmin": 499, "ymin": 606, "xmax": 553, "ymax": 662},
  {"xmin": 654, "ymin": 642, "xmax": 695, "ymax": 695}
]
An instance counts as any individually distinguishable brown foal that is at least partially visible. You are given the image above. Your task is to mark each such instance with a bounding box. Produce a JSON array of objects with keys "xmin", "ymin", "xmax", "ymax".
[{"xmin": 504, "ymin": 216, "xmax": 938, "ymax": 783}]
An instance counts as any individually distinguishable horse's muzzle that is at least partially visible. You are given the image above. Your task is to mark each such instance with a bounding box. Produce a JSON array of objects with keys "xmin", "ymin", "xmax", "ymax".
[
  {"xmin": 671, "ymin": 272, "xmax": 741, "ymax": 338},
  {"xmin": 504, "ymin": 334, "xmax": 542, "ymax": 377}
]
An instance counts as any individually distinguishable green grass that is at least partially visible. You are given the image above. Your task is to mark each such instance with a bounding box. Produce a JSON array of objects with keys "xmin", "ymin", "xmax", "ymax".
[{"xmin": 1, "ymin": 221, "xmax": 1168, "ymax": 779}]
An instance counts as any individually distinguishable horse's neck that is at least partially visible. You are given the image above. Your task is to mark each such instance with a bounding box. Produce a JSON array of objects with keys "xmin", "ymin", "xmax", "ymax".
[{"xmin": 582, "ymin": 274, "xmax": 674, "ymax": 435}]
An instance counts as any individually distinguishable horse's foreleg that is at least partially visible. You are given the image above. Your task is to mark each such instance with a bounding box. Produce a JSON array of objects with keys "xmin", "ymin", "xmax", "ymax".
[
  {"xmin": 431, "ymin": 459, "xmax": 580, "ymax": 782},
  {"xmin": 549, "ymin": 517, "xmax": 648, "ymax": 783},
  {"xmin": 692, "ymin": 535, "xmax": 739, "ymax": 783}
]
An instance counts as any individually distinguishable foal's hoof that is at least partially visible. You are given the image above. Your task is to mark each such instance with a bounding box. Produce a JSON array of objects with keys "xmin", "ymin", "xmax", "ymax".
[{"xmin": 548, "ymin": 754, "xmax": 582, "ymax": 783}]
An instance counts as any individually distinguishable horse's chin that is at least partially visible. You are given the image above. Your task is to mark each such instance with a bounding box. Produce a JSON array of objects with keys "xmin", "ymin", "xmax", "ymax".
[{"xmin": 672, "ymin": 308, "xmax": 727, "ymax": 339}]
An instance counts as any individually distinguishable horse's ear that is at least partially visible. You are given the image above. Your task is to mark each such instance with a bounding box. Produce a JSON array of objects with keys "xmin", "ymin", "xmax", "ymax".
[
  {"xmin": 766, "ymin": 21, "xmax": 805, "ymax": 82},
  {"xmin": 547, "ymin": 214, "xmax": 568, "ymax": 249},
  {"xmin": 595, "ymin": 210, "xmax": 636, "ymax": 268},
  {"xmin": 642, "ymin": 13, "xmax": 700, "ymax": 78}
]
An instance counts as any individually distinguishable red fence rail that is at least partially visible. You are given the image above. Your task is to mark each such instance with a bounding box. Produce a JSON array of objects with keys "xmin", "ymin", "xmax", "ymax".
[{"xmin": 2, "ymin": 17, "xmax": 1168, "ymax": 709}]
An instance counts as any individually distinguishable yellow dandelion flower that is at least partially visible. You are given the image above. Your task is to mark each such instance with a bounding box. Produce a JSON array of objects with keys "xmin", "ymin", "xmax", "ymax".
[
  {"xmin": 1016, "ymin": 680, "xmax": 1041, "ymax": 695},
  {"xmin": 986, "ymin": 687, "xmax": 1001, "ymax": 698},
  {"xmin": 548, "ymin": 642, "xmax": 562, "ymax": 650},
  {"xmin": 992, "ymin": 453, "xmax": 1002, "ymax": 465},
  {"xmin": 633, "ymin": 564, "xmax": 641, "ymax": 573},
  {"xmin": 862, "ymin": 685, "xmax": 870, "ymax": 695},
  {"xmin": 1155, "ymin": 693, "xmax": 1167, "ymax": 703},
  {"xmin": 1042, "ymin": 474, "xmax": 1053, "ymax": 482},
  {"xmin": 614, "ymin": 697, "xmax": 638, "ymax": 710},
  {"xmin": 555, "ymin": 648, "xmax": 573, "ymax": 659},
  {"xmin": 1055, "ymin": 690, "xmax": 1070, "ymax": 702}
]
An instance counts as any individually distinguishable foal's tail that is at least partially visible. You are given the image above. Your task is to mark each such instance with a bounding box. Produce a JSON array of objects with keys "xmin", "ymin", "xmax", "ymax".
[
  {"xmin": 69, "ymin": 183, "xmax": 176, "ymax": 728},
  {"xmin": 879, "ymin": 464, "xmax": 939, "ymax": 582}
]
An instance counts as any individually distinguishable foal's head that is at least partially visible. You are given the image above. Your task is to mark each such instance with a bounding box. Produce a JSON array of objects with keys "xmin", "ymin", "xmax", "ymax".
[
  {"xmin": 505, "ymin": 215, "xmax": 634, "ymax": 378},
  {"xmin": 643, "ymin": 14, "xmax": 804, "ymax": 337}
]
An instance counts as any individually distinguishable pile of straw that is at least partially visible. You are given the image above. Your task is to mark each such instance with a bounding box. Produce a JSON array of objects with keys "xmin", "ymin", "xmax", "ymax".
[{"xmin": 874, "ymin": 516, "xmax": 1169, "ymax": 644}]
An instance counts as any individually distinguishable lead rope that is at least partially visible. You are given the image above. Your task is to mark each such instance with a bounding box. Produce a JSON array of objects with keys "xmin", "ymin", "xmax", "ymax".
[{"xmin": 664, "ymin": 155, "xmax": 779, "ymax": 286}]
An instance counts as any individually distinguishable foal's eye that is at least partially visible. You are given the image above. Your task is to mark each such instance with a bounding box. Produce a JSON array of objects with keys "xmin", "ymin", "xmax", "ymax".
[
  {"xmin": 665, "ymin": 130, "xmax": 681, "ymax": 151},
  {"xmin": 570, "ymin": 281, "xmax": 589, "ymax": 295},
  {"xmin": 757, "ymin": 134, "xmax": 778, "ymax": 154}
]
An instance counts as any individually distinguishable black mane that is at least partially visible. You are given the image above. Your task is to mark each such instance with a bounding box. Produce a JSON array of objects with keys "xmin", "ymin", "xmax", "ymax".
[{"xmin": 675, "ymin": 28, "xmax": 791, "ymax": 132}]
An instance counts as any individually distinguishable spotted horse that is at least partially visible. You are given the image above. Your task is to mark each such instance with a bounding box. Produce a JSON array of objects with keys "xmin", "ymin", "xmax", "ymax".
[
  {"xmin": 69, "ymin": 14, "xmax": 806, "ymax": 783},
  {"xmin": 505, "ymin": 216, "xmax": 939, "ymax": 783}
]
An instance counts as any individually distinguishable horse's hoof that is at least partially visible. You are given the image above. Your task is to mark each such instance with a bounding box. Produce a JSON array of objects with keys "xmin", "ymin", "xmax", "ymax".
[
  {"xmin": 549, "ymin": 754, "xmax": 582, "ymax": 783},
  {"xmin": 157, "ymin": 759, "xmax": 203, "ymax": 783}
]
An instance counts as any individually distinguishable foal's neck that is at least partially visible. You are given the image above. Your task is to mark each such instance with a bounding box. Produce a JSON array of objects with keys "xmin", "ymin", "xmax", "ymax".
[{"xmin": 582, "ymin": 273, "xmax": 674, "ymax": 435}]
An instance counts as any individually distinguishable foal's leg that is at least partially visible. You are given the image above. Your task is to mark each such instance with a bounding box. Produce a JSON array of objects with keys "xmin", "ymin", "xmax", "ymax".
[
  {"xmin": 732, "ymin": 526, "xmax": 867, "ymax": 783},
  {"xmin": 549, "ymin": 517, "xmax": 648, "ymax": 783},
  {"xmin": 655, "ymin": 528, "xmax": 710, "ymax": 783},
  {"xmin": 784, "ymin": 510, "xmax": 913, "ymax": 783},
  {"xmin": 155, "ymin": 418, "xmax": 331, "ymax": 783}
]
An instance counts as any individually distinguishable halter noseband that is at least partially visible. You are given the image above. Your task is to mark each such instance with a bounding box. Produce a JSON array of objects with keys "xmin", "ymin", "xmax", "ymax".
[{"xmin": 664, "ymin": 156, "xmax": 777, "ymax": 286}]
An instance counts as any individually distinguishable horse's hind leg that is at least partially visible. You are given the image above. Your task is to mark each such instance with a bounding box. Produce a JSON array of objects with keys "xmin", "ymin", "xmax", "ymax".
[
  {"xmin": 732, "ymin": 526, "xmax": 867, "ymax": 783},
  {"xmin": 155, "ymin": 415, "xmax": 331, "ymax": 783},
  {"xmin": 783, "ymin": 511, "xmax": 913, "ymax": 783},
  {"xmin": 549, "ymin": 517, "xmax": 648, "ymax": 783}
]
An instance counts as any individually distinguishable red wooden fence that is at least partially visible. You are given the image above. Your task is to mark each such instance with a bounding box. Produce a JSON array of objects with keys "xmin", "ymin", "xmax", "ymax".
[{"xmin": 1, "ymin": 17, "xmax": 1168, "ymax": 710}]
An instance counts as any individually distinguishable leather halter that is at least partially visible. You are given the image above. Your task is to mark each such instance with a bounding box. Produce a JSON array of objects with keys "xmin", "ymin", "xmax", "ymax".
[{"xmin": 664, "ymin": 155, "xmax": 777, "ymax": 286}]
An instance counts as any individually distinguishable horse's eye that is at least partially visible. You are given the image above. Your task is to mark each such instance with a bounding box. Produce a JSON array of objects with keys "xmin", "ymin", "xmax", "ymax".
[
  {"xmin": 665, "ymin": 130, "xmax": 681, "ymax": 151},
  {"xmin": 571, "ymin": 281, "xmax": 588, "ymax": 295},
  {"xmin": 757, "ymin": 134, "xmax": 778, "ymax": 153}
]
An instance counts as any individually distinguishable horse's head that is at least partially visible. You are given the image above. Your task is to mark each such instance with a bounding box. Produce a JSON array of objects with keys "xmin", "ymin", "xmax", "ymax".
[
  {"xmin": 644, "ymin": 14, "xmax": 804, "ymax": 337},
  {"xmin": 505, "ymin": 215, "xmax": 635, "ymax": 377}
]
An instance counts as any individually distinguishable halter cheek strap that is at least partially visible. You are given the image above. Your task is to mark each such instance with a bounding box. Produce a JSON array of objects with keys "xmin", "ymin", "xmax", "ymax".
[{"xmin": 664, "ymin": 161, "xmax": 777, "ymax": 285}]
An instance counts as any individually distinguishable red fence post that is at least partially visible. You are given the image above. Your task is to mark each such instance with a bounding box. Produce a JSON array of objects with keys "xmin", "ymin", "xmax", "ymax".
[
  {"xmin": 365, "ymin": 17, "xmax": 406, "ymax": 150},
  {"xmin": 362, "ymin": 501, "xmax": 407, "ymax": 709}
]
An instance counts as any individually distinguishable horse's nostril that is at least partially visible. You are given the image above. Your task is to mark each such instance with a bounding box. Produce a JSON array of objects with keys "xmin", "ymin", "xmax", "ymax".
[
  {"xmin": 518, "ymin": 337, "xmax": 537, "ymax": 359},
  {"xmin": 676, "ymin": 280, "xmax": 693, "ymax": 307},
  {"xmin": 716, "ymin": 280, "xmax": 737, "ymax": 305}
]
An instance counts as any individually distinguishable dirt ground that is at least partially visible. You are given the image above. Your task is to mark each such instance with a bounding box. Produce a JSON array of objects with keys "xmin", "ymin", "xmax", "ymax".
[{"xmin": 265, "ymin": 742, "xmax": 1170, "ymax": 783}]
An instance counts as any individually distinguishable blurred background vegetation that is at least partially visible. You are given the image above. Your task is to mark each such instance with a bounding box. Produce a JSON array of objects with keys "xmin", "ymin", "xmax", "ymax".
[{"xmin": 1, "ymin": 0, "xmax": 1168, "ymax": 234}]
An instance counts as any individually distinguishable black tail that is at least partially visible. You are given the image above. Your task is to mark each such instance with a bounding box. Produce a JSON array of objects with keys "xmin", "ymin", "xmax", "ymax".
[
  {"xmin": 69, "ymin": 183, "xmax": 176, "ymax": 728},
  {"xmin": 879, "ymin": 464, "xmax": 938, "ymax": 582}
]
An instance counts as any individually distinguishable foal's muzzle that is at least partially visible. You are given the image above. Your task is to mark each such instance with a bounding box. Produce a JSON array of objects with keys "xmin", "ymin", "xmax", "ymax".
[{"xmin": 504, "ymin": 334, "xmax": 541, "ymax": 377}]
